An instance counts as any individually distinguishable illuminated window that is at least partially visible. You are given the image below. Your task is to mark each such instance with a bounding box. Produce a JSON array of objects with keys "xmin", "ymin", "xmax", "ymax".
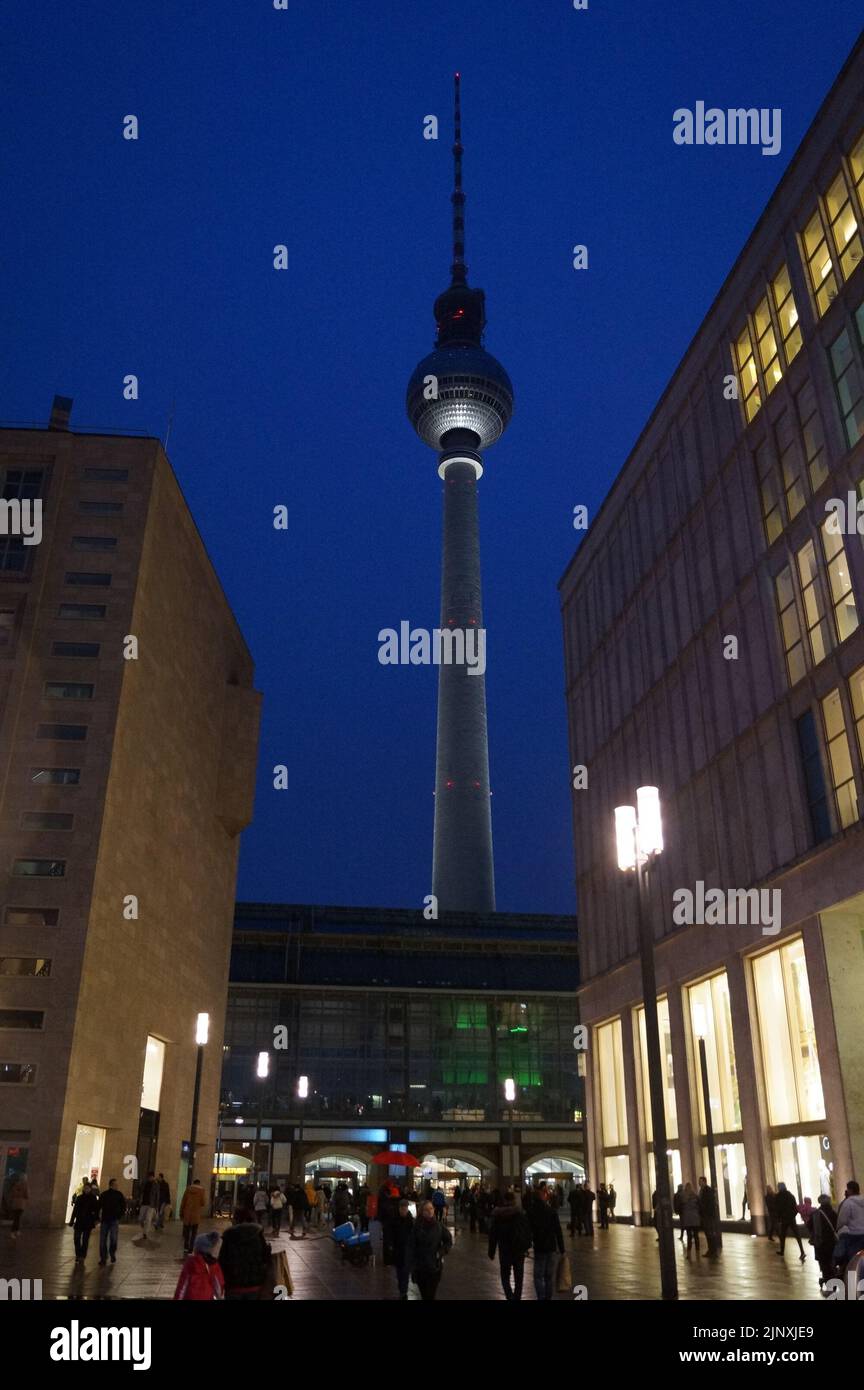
[
  {"xmin": 802, "ymin": 207, "xmax": 838, "ymax": 316},
  {"xmin": 820, "ymin": 517, "xmax": 859, "ymax": 641},
  {"xmin": 824, "ymin": 168, "xmax": 863, "ymax": 281},
  {"xmin": 700, "ymin": 1142, "xmax": 747, "ymax": 1221},
  {"xmin": 596, "ymin": 1017, "xmax": 627, "ymax": 1148},
  {"xmin": 734, "ymin": 324, "xmax": 761, "ymax": 422},
  {"xmin": 636, "ymin": 998, "xmax": 677, "ymax": 1142},
  {"xmin": 752, "ymin": 938, "xmax": 825, "ymax": 1125},
  {"xmin": 0, "ymin": 958, "xmax": 51, "ymax": 978},
  {"xmin": 755, "ymin": 440, "xmax": 783, "ymax": 543},
  {"xmin": 141, "ymin": 1036, "xmax": 166, "ymax": 1111},
  {"xmin": 773, "ymin": 1135, "xmax": 832, "ymax": 1201},
  {"xmin": 774, "ymin": 410, "xmax": 805, "ymax": 519},
  {"xmin": 850, "ymin": 664, "xmax": 864, "ymax": 765},
  {"xmin": 775, "ymin": 566, "xmax": 806, "ymax": 685},
  {"xmin": 829, "ymin": 325, "xmax": 864, "ymax": 448},
  {"xmin": 821, "ymin": 688, "xmax": 857, "ymax": 827},
  {"xmin": 794, "ymin": 379, "xmax": 827, "ymax": 491},
  {"xmin": 771, "ymin": 264, "xmax": 803, "ymax": 363},
  {"xmin": 795, "ymin": 541, "xmax": 830, "ymax": 665},
  {"xmin": 850, "ymin": 131, "xmax": 864, "ymax": 218},
  {"xmin": 688, "ymin": 974, "xmax": 741, "ymax": 1133},
  {"xmin": 754, "ymin": 295, "xmax": 782, "ymax": 395}
]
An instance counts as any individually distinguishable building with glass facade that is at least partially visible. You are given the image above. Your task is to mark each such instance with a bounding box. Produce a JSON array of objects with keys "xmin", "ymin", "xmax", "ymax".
[
  {"xmin": 559, "ymin": 37, "xmax": 864, "ymax": 1228},
  {"xmin": 220, "ymin": 903, "xmax": 581, "ymax": 1192}
]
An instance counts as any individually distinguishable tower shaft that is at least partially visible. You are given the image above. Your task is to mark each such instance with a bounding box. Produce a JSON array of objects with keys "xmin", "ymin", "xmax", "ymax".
[{"xmin": 432, "ymin": 458, "xmax": 495, "ymax": 912}]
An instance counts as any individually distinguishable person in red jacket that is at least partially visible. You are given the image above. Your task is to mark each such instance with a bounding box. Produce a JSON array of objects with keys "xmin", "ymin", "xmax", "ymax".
[{"xmin": 174, "ymin": 1231, "xmax": 225, "ymax": 1300}]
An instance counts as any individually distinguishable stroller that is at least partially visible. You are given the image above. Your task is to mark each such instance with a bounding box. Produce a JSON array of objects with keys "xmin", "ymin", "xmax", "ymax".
[{"xmin": 331, "ymin": 1220, "xmax": 372, "ymax": 1267}]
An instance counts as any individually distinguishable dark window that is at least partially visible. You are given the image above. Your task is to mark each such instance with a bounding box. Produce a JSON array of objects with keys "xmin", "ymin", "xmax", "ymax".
[
  {"xmin": 0, "ymin": 608, "xmax": 17, "ymax": 649},
  {"xmin": 21, "ymin": 812, "xmax": 74, "ymax": 831},
  {"xmin": 30, "ymin": 768, "xmax": 80, "ymax": 785},
  {"xmin": 0, "ymin": 1011, "xmax": 44, "ymax": 1029},
  {"xmin": 64, "ymin": 572, "xmax": 111, "ymax": 587},
  {"xmin": 83, "ymin": 468, "xmax": 128, "ymax": 482},
  {"xmin": 79, "ymin": 500, "xmax": 123, "ymax": 515},
  {"xmin": 51, "ymin": 642, "xmax": 100, "ymax": 659},
  {"xmin": 12, "ymin": 859, "xmax": 66, "ymax": 877},
  {"xmin": 58, "ymin": 605, "xmax": 105, "ymax": 621},
  {"xmin": 71, "ymin": 536, "xmax": 117, "ymax": 552},
  {"xmin": 796, "ymin": 710, "xmax": 832, "ymax": 844},
  {"xmin": 0, "ymin": 958, "xmax": 51, "ymax": 978},
  {"xmin": 0, "ymin": 1062, "xmax": 36, "ymax": 1084},
  {"xmin": 44, "ymin": 682, "xmax": 94, "ymax": 700},
  {"xmin": 36, "ymin": 724, "xmax": 87, "ymax": 741},
  {"xmin": 4, "ymin": 907, "xmax": 59, "ymax": 926}
]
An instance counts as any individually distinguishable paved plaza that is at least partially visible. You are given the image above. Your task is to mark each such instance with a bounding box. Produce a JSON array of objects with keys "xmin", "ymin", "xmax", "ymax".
[{"xmin": 0, "ymin": 1213, "xmax": 824, "ymax": 1302}]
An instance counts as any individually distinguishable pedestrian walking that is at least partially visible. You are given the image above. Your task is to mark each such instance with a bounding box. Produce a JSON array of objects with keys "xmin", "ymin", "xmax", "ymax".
[
  {"xmin": 98, "ymin": 1179, "xmax": 126, "ymax": 1265},
  {"xmin": 465, "ymin": 1184, "xmax": 478, "ymax": 1233},
  {"xmin": 7, "ymin": 1175, "xmax": 28, "ymax": 1238},
  {"xmin": 138, "ymin": 1171, "xmax": 159, "ymax": 1241},
  {"xmin": 775, "ymin": 1182, "xmax": 806, "ymax": 1261},
  {"xmin": 741, "ymin": 1175, "xmax": 750, "ymax": 1222},
  {"xmin": 765, "ymin": 1185, "xmax": 779, "ymax": 1241},
  {"xmin": 608, "ymin": 1183, "xmax": 617, "ymax": 1224},
  {"xmin": 698, "ymin": 1176, "xmax": 721, "ymax": 1258},
  {"xmin": 356, "ymin": 1181, "xmax": 371, "ymax": 1233},
  {"xmin": 581, "ymin": 1181, "xmax": 595, "ymax": 1237},
  {"xmin": 597, "ymin": 1183, "xmax": 610, "ymax": 1230},
  {"xmin": 527, "ymin": 1185, "xmax": 565, "ymax": 1300},
  {"xmin": 332, "ymin": 1180, "xmax": 353, "ymax": 1226},
  {"xmin": 71, "ymin": 1181, "xmax": 99, "ymax": 1262},
  {"xmin": 289, "ymin": 1180, "xmax": 310, "ymax": 1239},
  {"xmin": 833, "ymin": 1180, "xmax": 864, "ymax": 1269},
  {"xmin": 810, "ymin": 1194, "xmax": 837, "ymax": 1293},
  {"xmin": 431, "ymin": 1186, "xmax": 446, "ymax": 1223},
  {"xmin": 269, "ymin": 1186, "xmax": 286, "ymax": 1235},
  {"xmin": 174, "ymin": 1231, "xmax": 225, "ymax": 1300},
  {"xmin": 568, "ymin": 1182, "xmax": 582, "ymax": 1236},
  {"xmin": 673, "ymin": 1183, "xmax": 685, "ymax": 1241},
  {"xmin": 681, "ymin": 1182, "xmax": 702, "ymax": 1256},
  {"xmin": 411, "ymin": 1200, "xmax": 452, "ymax": 1300},
  {"xmin": 488, "ymin": 1192, "xmax": 532, "ymax": 1301},
  {"xmin": 155, "ymin": 1173, "xmax": 171, "ymax": 1230},
  {"xmin": 393, "ymin": 1198, "xmax": 415, "ymax": 1299},
  {"xmin": 219, "ymin": 1208, "xmax": 272, "ymax": 1299},
  {"xmin": 180, "ymin": 1178, "xmax": 208, "ymax": 1253}
]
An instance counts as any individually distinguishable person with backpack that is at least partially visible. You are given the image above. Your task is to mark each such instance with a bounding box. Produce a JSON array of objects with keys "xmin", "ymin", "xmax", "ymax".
[
  {"xmin": 488, "ymin": 1192, "xmax": 532, "ymax": 1301},
  {"xmin": 527, "ymin": 1185, "xmax": 565, "ymax": 1300},
  {"xmin": 431, "ymin": 1186, "xmax": 447, "ymax": 1223},
  {"xmin": 269, "ymin": 1186, "xmax": 286, "ymax": 1235},
  {"xmin": 411, "ymin": 1200, "xmax": 452, "ymax": 1300}
]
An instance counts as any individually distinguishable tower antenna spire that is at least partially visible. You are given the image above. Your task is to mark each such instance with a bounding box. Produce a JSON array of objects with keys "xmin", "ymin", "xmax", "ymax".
[{"xmin": 451, "ymin": 72, "xmax": 467, "ymax": 285}]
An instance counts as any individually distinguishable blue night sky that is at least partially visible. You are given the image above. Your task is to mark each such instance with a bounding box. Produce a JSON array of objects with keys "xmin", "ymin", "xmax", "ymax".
[{"xmin": 3, "ymin": 3, "xmax": 862, "ymax": 915}]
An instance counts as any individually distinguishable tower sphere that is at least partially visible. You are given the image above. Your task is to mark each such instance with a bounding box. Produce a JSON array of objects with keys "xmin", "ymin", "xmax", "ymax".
[{"xmin": 406, "ymin": 343, "xmax": 514, "ymax": 452}]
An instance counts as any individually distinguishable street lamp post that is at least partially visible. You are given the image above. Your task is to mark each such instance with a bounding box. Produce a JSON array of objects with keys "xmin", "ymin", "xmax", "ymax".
[
  {"xmin": 614, "ymin": 787, "xmax": 678, "ymax": 1301},
  {"xmin": 694, "ymin": 1014, "xmax": 723, "ymax": 1254},
  {"xmin": 504, "ymin": 1078, "xmax": 516, "ymax": 1189},
  {"xmin": 187, "ymin": 1012, "xmax": 209, "ymax": 1188},
  {"xmin": 255, "ymin": 1051, "xmax": 270, "ymax": 1188},
  {"xmin": 297, "ymin": 1075, "xmax": 309, "ymax": 1176}
]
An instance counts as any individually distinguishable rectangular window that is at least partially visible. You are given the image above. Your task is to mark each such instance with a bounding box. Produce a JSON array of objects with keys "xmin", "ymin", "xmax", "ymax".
[
  {"xmin": 734, "ymin": 323, "xmax": 761, "ymax": 422},
  {"xmin": 43, "ymin": 682, "xmax": 94, "ymax": 700},
  {"xmin": 0, "ymin": 469, "xmax": 44, "ymax": 570},
  {"xmin": 755, "ymin": 439, "xmax": 783, "ymax": 543},
  {"xmin": 824, "ymin": 167, "xmax": 863, "ymax": 281},
  {"xmin": 596, "ymin": 1018, "xmax": 628, "ymax": 1148},
  {"xmin": 795, "ymin": 379, "xmax": 828, "ymax": 492},
  {"xmin": 82, "ymin": 468, "xmax": 128, "ymax": 482},
  {"xmin": 57, "ymin": 604, "xmax": 105, "ymax": 621},
  {"xmin": 850, "ymin": 664, "xmax": 864, "ymax": 766},
  {"xmin": 64, "ymin": 572, "xmax": 111, "ymax": 587},
  {"xmin": 821, "ymin": 688, "xmax": 857, "ymax": 828},
  {"xmin": 30, "ymin": 768, "xmax": 80, "ymax": 785},
  {"xmin": 36, "ymin": 724, "xmax": 87, "ymax": 741},
  {"xmin": 71, "ymin": 536, "xmax": 117, "ymax": 552},
  {"xmin": 796, "ymin": 540, "xmax": 830, "ymax": 665},
  {"xmin": 3, "ymin": 907, "xmax": 59, "ymax": 926},
  {"xmin": 687, "ymin": 973, "xmax": 741, "ymax": 1132},
  {"xmin": 0, "ymin": 1062, "xmax": 36, "ymax": 1084},
  {"xmin": 12, "ymin": 859, "xmax": 66, "ymax": 877},
  {"xmin": 796, "ymin": 709, "xmax": 832, "ymax": 844},
  {"xmin": 20, "ymin": 812, "xmax": 74, "ymax": 831},
  {"xmin": 820, "ymin": 518, "xmax": 859, "ymax": 642},
  {"xmin": 829, "ymin": 325, "xmax": 864, "ymax": 448},
  {"xmin": 803, "ymin": 207, "xmax": 839, "ymax": 316},
  {"xmin": 636, "ymin": 998, "xmax": 678, "ymax": 1142},
  {"xmin": 0, "ymin": 608, "xmax": 17, "ymax": 649},
  {"xmin": 774, "ymin": 410, "xmax": 805, "ymax": 519},
  {"xmin": 775, "ymin": 566, "xmax": 806, "ymax": 685},
  {"xmin": 850, "ymin": 130, "xmax": 864, "ymax": 210},
  {"xmin": 771, "ymin": 264, "xmax": 803, "ymax": 363},
  {"xmin": 0, "ymin": 958, "xmax": 51, "ymax": 977},
  {"xmin": 0, "ymin": 1010, "xmax": 44, "ymax": 1029},
  {"xmin": 51, "ymin": 642, "xmax": 100, "ymax": 659},
  {"xmin": 752, "ymin": 938, "xmax": 825, "ymax": 1124},
  {"xmin": 79, "ymin": 500, "xmax": 123, "ymax": 515},
  {"xmin": 753, "ymin": 295, "xmax": 782, "ymax": 395},
  {"xmin": 141, "ymin": 1037, "xmax": 166, "ymax": 1111}
]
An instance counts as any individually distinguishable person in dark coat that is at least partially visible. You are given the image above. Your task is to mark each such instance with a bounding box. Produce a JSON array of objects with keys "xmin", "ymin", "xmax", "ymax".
[
  {"xmin": 378, "ymin": 1180, "xmax": 401, "ymax": 1265},
  {"xmin": 527, "ymin": 1185, "xmax": 565, "ymax": 1300},
  {"xmin": 71, "ymin": 1181, "xmax": 100, "ymax": 1262},
  {"xmin": 608, "ymin": 1183, "xmax": 618, "ymax": 1223},
  {"xmin": 568, "ymin": 1183, "xmax": 582, "ymax": 1236},
  {"xmin": 581, "ymin": 1182, "xmax": 595, "ymax": 1236},
  {"xmin": 680, "ymin": 1183, "xmax": 702, "ymax": 1255},
  {"xmin": 219, "ymin": 1209, "xmax": 272, "ymax": 1299},
  {"xmin": 775, "ymin": 1182, "xmax": 806, "ymax": 1260},
  {"xmin": 464, "ymin": 1185, "xmax": 479, "ymax": 1233},
  {"xmin": 392, "ymin": 1198, "xmax": 415, "ymax": 1299},
  {"xmin": 488, "ymin": 1193, "xmax": 532, "ymax": 1300},
  {"xmin": 98, "ymin": 1179, "xmax": 127, "ymax": 1265},
  {"xmin": 412, "ymin": 1200, "xmax": 452, "ymax": 1300},
  {"xmin": 155, "ymin": 1172, "xmax": 171, "ymax": 1229},
  {"xmin": 597, "ymin": 1183, "xmax": 610, "ymax": 1229},
  {"xmin": 698, "ymin": 1177, "xmax": 720, "ymax": 1258},
  {"xmin": 356, "ymin": 1182, "xmax": 371, "ymax": 1233},
  {"xmin": 810, "ymin": 1194, "xmax": 837, "ymax": 1292},
  {"xmin": 332, "ymin": 1181, "xmax": 352, "ymax": 1226},
  {"xmin": 673, "ymin": 1184, "xmax": 685, "ymax": 1241},
  {"xmin": 765, "ymin": 1186, "xmax": 779, "ymax": 1241},
  {"xmin": 288, "ymin": 1181, "xmax": 309, "ymax": 1239}
]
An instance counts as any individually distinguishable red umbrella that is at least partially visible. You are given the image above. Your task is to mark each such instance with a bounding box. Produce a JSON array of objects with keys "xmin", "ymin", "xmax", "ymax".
[{"xmin": 371, "ymin": 1151, "xmax": 420, "ymax": 1167}]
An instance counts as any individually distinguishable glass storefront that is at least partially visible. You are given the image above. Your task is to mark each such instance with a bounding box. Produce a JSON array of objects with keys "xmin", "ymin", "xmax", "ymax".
[
  {"xmin": 648, "ymin": 1148, "xmax": 683, "ymax": 1202},
  {"xmin": 772, "ymin": 1135, "xmax": 833, "ymax": 1202},
  {"xmin": 66, "ymin": 1123, "xmax": 106, "ymax": 1220},
  {"xmin": 596, "ymin": 1018, "xmax": 627, "ymax": 1148},
  {"xmin": 603, "ymin": 1154, "xmax": 632, "ymax": 1217},
  {"xmin": 701, "ymin": 1141, "xmax": 748, "ymax": 1220},
  {"xmin": 752, "ymin": 938, "xmax": 825, "ymax": 1125},
  {"xmin": 687, "ymin": 973, "xmax": 741, "ymax": 1133},
  {"xmin": 636, "ymin": 998, "xmax": 678, "ymax": 1141}
]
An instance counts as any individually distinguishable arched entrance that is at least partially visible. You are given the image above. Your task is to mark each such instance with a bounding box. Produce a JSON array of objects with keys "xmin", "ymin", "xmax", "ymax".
[
  {"xmin": 419, "ymin": 1148, "xmax": 496, "ymax": 1195},
  {"xmin": 303, "ymin": 1152, "xmax": 369, "ymax": 1183},
  {"xmin": 524, "ymin": 1152, "xmax": 585, "ymax": 1197}
]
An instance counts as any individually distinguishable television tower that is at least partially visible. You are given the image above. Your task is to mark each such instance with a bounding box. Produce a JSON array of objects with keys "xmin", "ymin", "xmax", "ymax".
[{"xmin": 406, "ymin": 74, "xmax": 514, "ymax": 912}]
